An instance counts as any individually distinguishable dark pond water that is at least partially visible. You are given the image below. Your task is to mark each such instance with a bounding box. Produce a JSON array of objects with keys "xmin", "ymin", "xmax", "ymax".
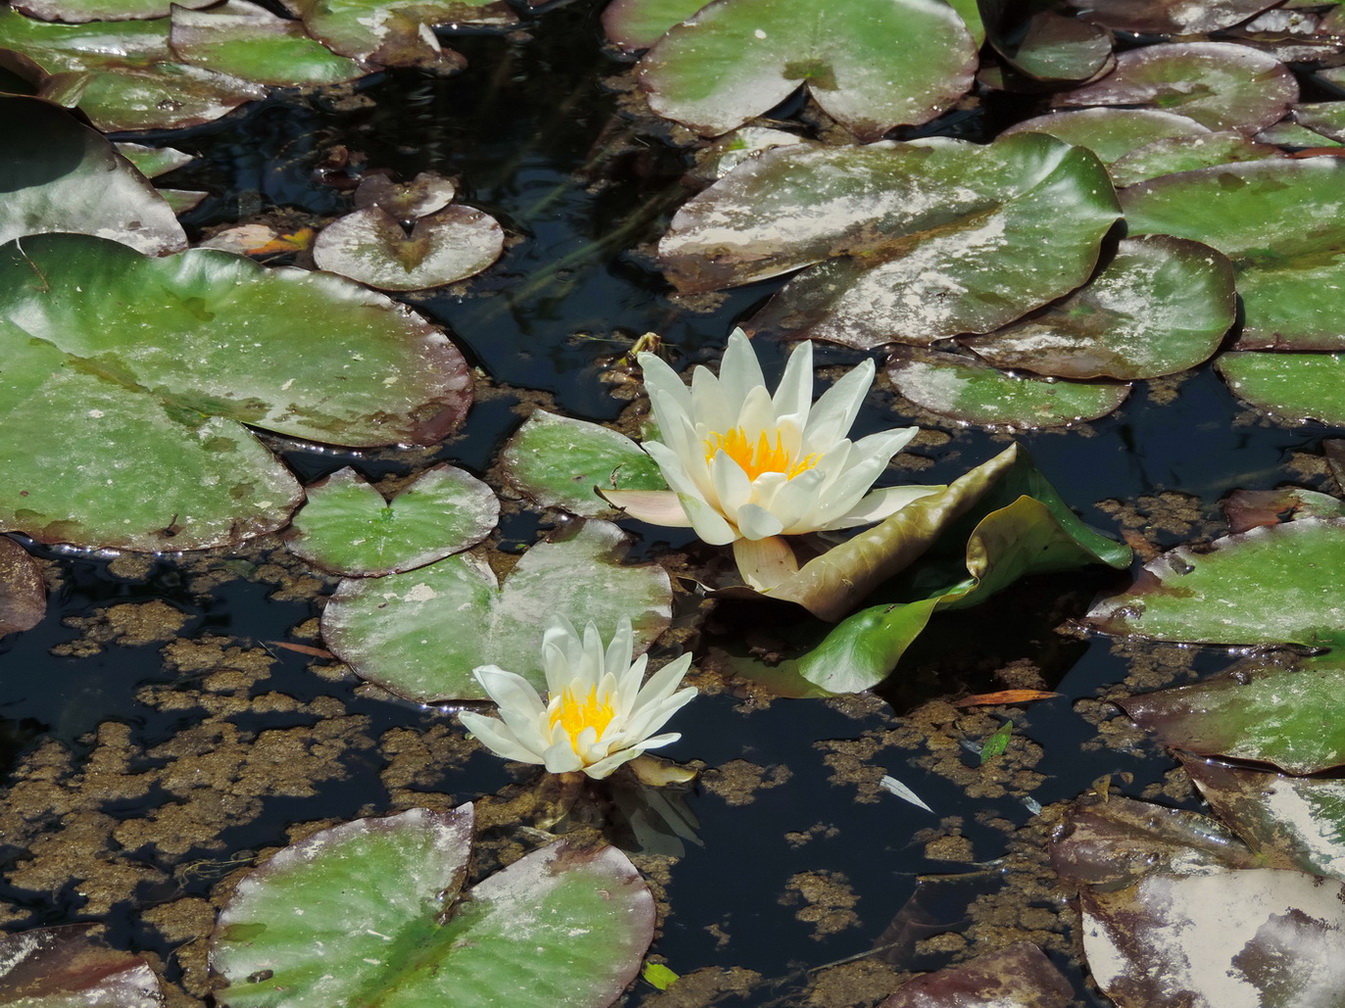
[{"xmin": 1, "ymin": 2, "xmax": 1340, "ymax": 1005}]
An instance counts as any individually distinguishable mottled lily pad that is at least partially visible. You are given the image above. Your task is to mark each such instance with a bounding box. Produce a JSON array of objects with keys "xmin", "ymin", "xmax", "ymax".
[
  {"xmin": 0, "ymin": 232, "xmax": 471, "ymax": 550},
  {"xmin": 1292, "ymin": 101, "xmax": 1345, "ymax": 143},
  {"xmin": 1089, "ymin": 518, "xmax": 1345, "ymax": 650},
  {"xmin": 602, "ymin": 0, "xmax": 713, "ymax": 51},
  {"xmin": 1119, "ymin": 656, "xmax": 1345, "ymax": 774},
  {"xmin": 0, "ymin": 7, "xmax": 266, "ymax": 131},
  {"xmin": 661, "ymin": 132, "xmax": 1120, "ymax": 349},
  {"xmin": 287, "ymin": 466, "xmax": 498, "ymax": 577},
  {"xmin": 1003, "ymin": 108, "xmax": 1212, "ymax": 165},
  {"xmin": 887, "ymin": 350, "xmax": 1130, "ymax": 426},
  {"xmin": 880, "ymin": 942, "xmax": 1073, "ymax": 1008},
  {"xmin": 966, "ymin": 236, "xmax": 1236, "ymax": 380},
  {"xmin": 0, "ymin": 95, "xmax": 185, "ymax": 254},
  {"xmin": 321, "ymin": 520, "xmax": 672, "ymax": 701},
  {"xmin": 281, "ymin": 0, "xmax": 515, "ymax": 70},
  {"xmin": 1082, "ymin": 869, "xmax": 1345, "ymax": 1008},
  {"xmin": 0, "ymin": 924, "xmax": 163, "ymax": 1007},
  {"xmin": 0, "ymin": 537, "xmax": 45, "ymax": 636},
  {"xmin": 1217, "ymin": 352, "xmax": 1345, "ymax": 424},
  {"xmin": 1123, "ymin": 158, "xmax": 1345, "ymax": 351},
  {"xmin": 312, "ymin": 204, "xmax": 504, "ymax": 291},
  {"xmin": 212, "ymin": 807, "xmax": 654, "ymax": 1008},
  {"xmin": 637, "ymin": 0, "xmax": 978, "ymax": 139},
  {"xmin": 1108, "ymin": 131, "xmax": 1281, "ymax": 188},
  {"xmin": 500, "ymin": 410, "xmax": 668, "ymax": 517},
  {"xmin": 1054, "ymin": 42, "xmax": 1298, "ymax": 133},
  {"xmin": 111, "ymin": 143, "xmax": 193, "ymax": 179},
  {"xmin": 353, "ymin": 172, "xmax": 457, "ymax": 219},
  {"xmin": 12, "ymin": 0, "xmax": 211, "ymax": 20},
  {"xmin": 982, "ymin": 5, "xmax": 1111, "ymax": 83},
  {"xmin": 169, "ymin": 1, "xmax": 367, "ymax": 86},
  {"xmin": 1070, "ymin": 0, "xmax": 1280, "ymax": 34}
]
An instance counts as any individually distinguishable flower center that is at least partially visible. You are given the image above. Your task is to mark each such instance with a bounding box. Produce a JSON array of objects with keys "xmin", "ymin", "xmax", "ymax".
[
  {"xmin": 704, "ymin": 427, "xmax": 818, "ymax": 481},
  {"xmin": 549, "ymin": 686, "xmax": 616, "ymax": 754}
]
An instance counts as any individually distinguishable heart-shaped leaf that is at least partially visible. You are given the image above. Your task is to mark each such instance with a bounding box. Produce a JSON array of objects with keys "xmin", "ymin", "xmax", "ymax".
[
  {"xmin": 312, "ymin": 204, "xmax": 504, "ymax": 291},
  {"xmin": 212, "ymin": 806, "xmax": 655, "ymax": 1008},
  {"xmin": 1217, "ymin": 352, "xmax": 1345, "ymax": 425},
  {"xmin": 287, "ymin": 466, "xmax": 498, "ymax": 577},
  {"xmin": 965, "ymin": 235, "xmax": 1236, "ymax": 380},
  {"xmin": 0, "ymin": 924, "xmax": 163, "ymax": 1007},
  {"xmin": 0, "ymin": 95, "xmax": 185, "ymax": 254},
  {"xmin": 0, "ymin": 233, "xmax": 471, "ymax": 550},
  {"xmin": 353, "ymin": 172, "xmax": 457, "ymax": 219},
  {"xmin": 637, "ymin": 0, "xmax": 978, "ymax": 140},
  {"xmin": 499, "ymin": 410, "xmax": 668, "ymax": 517},
  {"xmin": 281, "ymin": 0, "xmax": 515, "ymax": 70},
  {"xmin": 321, "ymin": 520, "xmax": 672, "ymax": 701}
]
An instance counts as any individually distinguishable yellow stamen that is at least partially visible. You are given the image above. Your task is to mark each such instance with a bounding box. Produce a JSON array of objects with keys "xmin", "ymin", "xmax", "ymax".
[
  {"xmin": 549, "ymin": 686, "xmax": 616, "ymax": 755},
  {"xmin": 704, "ymin": 427, "xmax": 818, "ymax": 481}
]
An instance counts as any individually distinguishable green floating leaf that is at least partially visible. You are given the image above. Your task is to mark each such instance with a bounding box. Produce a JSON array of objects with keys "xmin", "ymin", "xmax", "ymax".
[
  {"xmin": 794, "ymin": 598, "xmax": 940, "ymax": 693},
  {"xmin": 1180, "ymin": 756, "xmax": 1345, "ymax": 883},
  {"xmin": 0, "ymin": 233, "xmax": 471, "ymax": 550},
  {"xmin": 282, "ymin": 0, "xmax": 515, "ymax": 70},
  {"xmin": 1124, "ymin": 159, "xmax": 1345, "ymax": 352},
  {"xmin": 1108, "ymin": 131, "xmax": 1281, "ymax": 188},
  {"xmin": 287, "ymin": 466, "xmax": 498, "ymax": 577},
  {"xmin": 886, "ymin": 350, "xmax": 1130, "ymax": 426},
  {"xmin": 1, "ymin": 96, "xmax": 186, "ymax": 254},
  {"xmin": 642, "ymin": 963, "xmax": 679, "ymax": 991},
  {"xmin": 1054, "ymin": 41, "xmax": 1297, "ymax": 133},
  {"xmin": 1004, "ymin": 108, "xmax": 1212, "ymax": 165},
  {"xmin": 0, "ymin": 924, "xmax": 163, "ymax": 1007},
  {"xmin": 966, "ymin": 235, "xmax": 1235, "ymax": 380},
  {"xmin": 500, "ymin": 410, "xmax": 667, "ymax": 518},
  {"xmin": 982, "ymin": 4, "xmax": 1111, "ymax": 83},
  {"xmin": 0, "ymin": 7, "xmax": 266, "ymax": 131},
  {"xmin": 979, "ymin": 719, "xmax": 1013, "ymax": 763},
  {"xmin": 111, "ymin": 142, "xmax": 193, "ymax": 179},
  {"xmin": 169, "ymin": 1, "xmax": 367, "ymax": 86},
  {"xmin": 1076, "ymin": 0, "xmax": 1281, "ymax": 35},
  {"xmin": 637, "ymin": 0, "xmax": 977, "ymax": 140},
  {"xmin": 1295, "ymin": 101, "xmax": 1345, "ymax": 143},
  {"xmin": 1217, "ymin": 351, "xmax": 1345, "ymax": 425},
  {"xmin": 1089, "ymin": 517, "xmax": 1345, "ymax": 650},
  {"xmin": 1119, "ymin": 656, "xmax": 1345, "ymax": 775},
  {"xmin": 311, "ymin": 205, "xmax": 504, "ymax": 291},
  {"xmin": 212, "ymin": 807, "xmax": 654, "ymax": 1008},
  {"xmin": 13, "ymin": 0, "xmax": 211, "ymax": 20},
  {"xmin": 321, "ymin": 520, "xmax": 672, "ymax": 701},
  {"xmin": 602, "ymin": 0, "xmax": 713, "ymax": 51},
  {"xmin": 0, "ymin": 537, "xmax": 45, "ymax": 636},
  {"xmin": 661, "ymin": 132, "xmax": 1120, "ymax": 349}
]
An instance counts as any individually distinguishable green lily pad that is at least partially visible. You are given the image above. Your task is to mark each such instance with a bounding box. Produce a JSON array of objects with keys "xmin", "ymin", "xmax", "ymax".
[
  {"xmin": 793, "ymin": 598, "xmax": 940, "ymax": 693},
  {"xmin": 1054, "ymin": 42, "xmax": 1298, "ymax": 133},
  {"xmin": 966, "ymin": 236, "xmax": 1235, "ymax": 380},
  {"xmin": 1081, "ymin": 869, "xmax": 1345, "ymax": 1008},
  {"xmin": 0, "ymin": 7, "xmax": 266, "ymax": 131},
  {"xmin": 1123, "ymin": 158, "xmax": 1345, "ymax": 352},
  {"xmin": 1089, "ymin": 517, "xmax": 1345, "ymax": 649},
  {"xmin": 886, "ymin": 350, "xmax": 1130, "ymax": 426},
  {"xmin": 1180, "ymin": 756, "xmax": 1345, "ymax": 882},
  {"xmin": 212, "ymin": 807, "xmax": 654, "ymax": 1008},
  {"xmin": 661, "ymin": 132, "xmax": 1120, "ymax": 348},
  {"xmin": 0, "ymin": 536, "xmax": 45, "ymax": 636},
  {"xmin": 981, "ymin": 4, "xmax": 1111, "ymax": 83},
  {"xmin": 637, "ymin": 0, "xmax": 978, "ymax": 140},
  {"xmin": 311, "ymin": 204, "xmax": 504, "ymax": 291},
  {"xmin": 1108, "ymin": 131, "xmax": 1282, "ymax": 188},
  {"xmin": 0, "ymin": 96, "xmax": 185, "ymax": 254},
  {"xmin": 1255, "ymin": 121, "xmax": 1342, "ymax": 148},
  {"xmin": 499, "ymin": 410, "xmax": 668, "ymax": 517},
  {"xmin": 169, "ymin": 1, "xmax": 367, "ymax": 86},
  {"xmin": 601, "ymin": 0, "xmax": 714, "ymax": 51},
  {"xmin": 1119, "ymin": 657, "xmax": 1345, "ymax": 775},
  {"xmin": 281, "ymin": 0, "xmax": 515, "ymax": 70},
  {"xmin": 1075, "ymin": 0, "xmax": 1280, "ymax": 34},
  {"xmin": 1003, "ymin": 108, "xmax": 1212, "ymax": 165},
  {"xmin": 287, "ymin": 466, "xmax": 498, "ymax": 577},
  {"xmin": 1292, "ymin": 101, "xmax": 1345, "ymax": 142},
  {"xmin": 0, "ymin": 924, "xmax": 163, "ymax": 1007},
  {"xmin": 1217, "ymin": 352, "xmax": 1345, "ymax": 424},
  {"xmin": 111, "ymin": 143, "xmax": 193, "ymax": 179},
  {"xmin": 12, "ymin": 0, "xmax": 212, "ymax": 20},
  {"xmin": 0, "ymin": 232, "xmax": 471, "ymax": 550},
  {"xmin": 321, "ymin": 520, "xmax": 672, "ymax": 701}
]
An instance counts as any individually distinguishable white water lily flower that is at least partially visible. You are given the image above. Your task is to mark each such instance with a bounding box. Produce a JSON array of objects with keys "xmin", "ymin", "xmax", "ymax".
[
  {"xmin": 605, "ymin": 329, "xmax": 941, "ymax": 588},
  {"xmin": 458, "ymin": 617, "xmax": 696, "ymax": 780}
]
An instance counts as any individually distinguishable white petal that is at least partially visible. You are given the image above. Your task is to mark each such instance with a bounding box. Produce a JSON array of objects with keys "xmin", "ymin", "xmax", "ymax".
[
  {"xmin": 541, "ymin": 738, "xmax": 585, "ymax": 773},
  {"xmin": 602, "ymin": 489, "xmax": 694, "ymax": 527},
  {"xmin": 638, "ymin": 351, "xmax": 693, "ymax": 416},
  {"xmin": 630, "ymin": 653, "xmax": 693, "ymax": 713},
  {"xmin": 473, "ymin": 667, "xmax": 545, "ymax": 721},
  {"xmin": 708, "ymin": 452, "xmax": 753, "ymax": 514},
  {"xmin": 605, "ymin": 617, "xmax": 636, "ymax": 679},
  {"xmin": 850, "ymin": 425, "xmax": 919, "ymax": 460},
  {"xmin": 580, "ymin": 747, "xmax": 645, "ymax": 779},
  {"xmin": 803, "ymin": 360, "xmax": 873, "ymax": 448},
  {"xmin": 735, "ymin": 383, "xmax": 778, "ymax": 434},
  {"xmin": 458, "ymin": 712, "xmax": 545, "ymax": 764},
  {"xmin": 690, "ymin": 365, "xmax": 735, "ymax": 434},
  {"xmin": 734, "ymin": 502, "xmax": 785, "ymax": 540},
  {"xmin": 771, "ymin": 338, "xmax": 814, "ymax": 419},
  {"xmin": 719, "ymin": 328, "xmax": 766, "ymax": 406},
  {"xmin": 815, "ymin": 484, "xmax": 946, "ymax": 530},
  {"xmin": 732, "ymin": 534, "xmax": 798, "ymax": 590}
]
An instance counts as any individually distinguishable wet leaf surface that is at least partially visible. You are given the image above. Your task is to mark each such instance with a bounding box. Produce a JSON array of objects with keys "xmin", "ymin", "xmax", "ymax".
[
  {"xmin": 601, "ymin": 0, "xmax": 710, "ymax": 51},
  {"xmin": 1054, "ymin": 42, "xmax": 1298, "ymax": 133},
  {"xmin": 353, "ymin": 171, "xmax": 457, "ymax": 219},
  {"xmin": 1002, "ymin": 107, "xmax": 1212, "ymax": 165},
  {"xmin": 12, "ymin": 0, "xmax": 211, "ymax": 20},
  {"xmin": 1118, "ymin": 656, "xmax": 1345, "ymax": 774},
  {"xmin": 1108, "ymin": 131, "xmax": 1282, "ymax": 188},
  {"xmin": 636, "ymin": 0, "xmax": 978, "ymax": 139},
  {"xmin": 321, "ymin": 520, "xmax": 672, "ymax": 700},
  {"xmin": 965, "ymin": 235, "xmax": 1235, "ymax": 380},
  {"xmin": 1074, "ymin": 0, "xmax": 1280, "ymax": 35},
  {"xmin": 0, "ymin": 95, "xmax": 185, "ymax": 253},
  {"xmin": 0, "ymin": 233, "xmax": 471, "ymax": 550},
  {"xmin": 0, "ymin": 537, "xmax": 45, "ymax": 637},
  {"xmin": 879, "ymin": 941, "xmax": 1072, "ymax": 1007},
  {"xmin": 311, "ymin": 204, "xmax": 504, "ymax": 291},
  {"xmin": 1088, "ymin": 517, "xmax": 1345, "ymax": 649},
  {"xmin": 982, "ymin": 6, "xmax": 1111, "ymax": 83},
  {"xmin": 1123, "ymin": 158, "xmax": 1345, "ymax": 352},
  {"xmin": 499, "ymin": 410, "xmax": 667, "ymax": 517},
  {"xmin": 1217, "ymin": 352, "xmax": 1345, "ymax": 425},
  {"xmin": 212, "ymin": 806, "xmax": 655, "ymax": 1008},
  {"xmin": 286, "ymin": 466, "xmax": 498, "ymax": 577},
  {"xmin": 0, "ymin": 924, "xmax": 163, "ymax": 1007},
  {"xmin": 281, "ymin": 0, "xmax": 515, "ymax": 70}
]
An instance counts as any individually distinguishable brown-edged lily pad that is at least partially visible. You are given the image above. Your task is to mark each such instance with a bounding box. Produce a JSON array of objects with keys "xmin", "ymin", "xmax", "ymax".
[
  {"xmin": 1222, "ymin": 487, "xmax": 1345, "ymax": 534},
  {"xmin": 0, "ymin": 536, "xmax": 44, "ymax": 636},
  {"xmin": 1108, "ymin": 131, "xmax": 1282, "ymax": 188},
  {"xmin": 964, "ymin": 235, "xmax": 1235, "ymax": 380},
  {"xmin": 12, "ymin": 0, "xmax": 211, "ymax": 20},
  {"xmin": 0, "ymin": 924, "xmax": 163, "ymax": 1007},
  {"xmin": 280, "ymin": 0, "xmax": 515, "ymax": 70},
  {"xmin": 1067, "ymin": 0, "xmax": 1280, "ymax": 35},
  {"xmin": 353, "ymin": 171, "xmax": 457, "ymax": 219},
  {"xmin": 1054, "ymin": 42, "xmax": 1297, "ymax": 133},
  {"xmin": 982, "ymin": 5, "xmax": 1111, "ymax": 83},
  {"xmin": 312, "ymin": 204, "xmax": 504, "ymax": 291},
  {"xmin": 880, "ymin": 942, "xmax": 1073, "ymax": 1007},
  {"xmin": 1118, "ymin": 655, "xmax": 1345, "ymax": 775},
  {"xmin": 636, "ymin": 0, "xmax": 978, "ymax": 140}
]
